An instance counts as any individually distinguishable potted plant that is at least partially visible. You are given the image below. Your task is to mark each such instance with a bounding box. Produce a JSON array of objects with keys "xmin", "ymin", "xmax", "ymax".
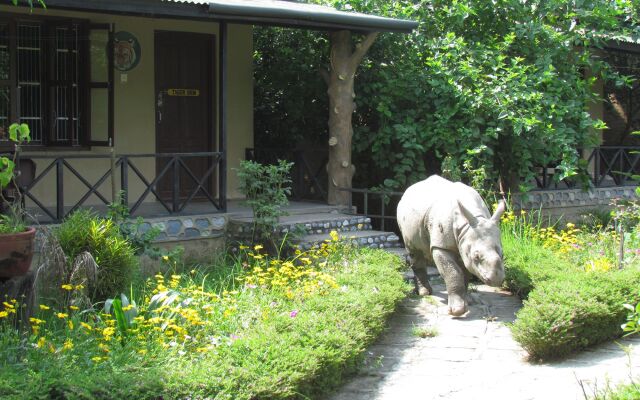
[{"xmin": 0, "ymin": 123, "xmax": 35, "ymax": 278}]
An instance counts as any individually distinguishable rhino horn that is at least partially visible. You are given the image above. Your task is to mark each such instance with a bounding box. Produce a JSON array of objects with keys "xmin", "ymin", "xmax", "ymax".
[
  {"xmin": 491, "ymin": 200, "xmax": 507, "ymax": 223},
  {"xmin": 457, "ymin": 200, "xmax": 479, "ymax": 227}
]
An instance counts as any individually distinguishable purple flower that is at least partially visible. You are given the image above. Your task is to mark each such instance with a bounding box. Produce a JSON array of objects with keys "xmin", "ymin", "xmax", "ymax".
[{"xmin": 290, "ymin": 310, "xmax": 298, "ymax": 318}]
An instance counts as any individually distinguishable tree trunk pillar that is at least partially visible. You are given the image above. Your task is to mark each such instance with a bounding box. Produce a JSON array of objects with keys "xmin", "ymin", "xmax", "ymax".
[{"xmin": 325, "ymin": 30, "xmax": 378, "ymax": 207}]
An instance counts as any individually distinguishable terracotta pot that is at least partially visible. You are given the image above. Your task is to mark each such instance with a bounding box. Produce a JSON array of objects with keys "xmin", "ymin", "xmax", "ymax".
[{"xmin": 0, "ymin": 227, "xmax": 36, "ymax": 278}]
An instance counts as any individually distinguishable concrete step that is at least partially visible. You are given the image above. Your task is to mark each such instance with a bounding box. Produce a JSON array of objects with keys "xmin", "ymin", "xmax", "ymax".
[
  {"xmin": 296, "ymin": 230, "xmax": 401, "ymax": 251},
  {"xmin": 228, "ymin": 212, "xmax": 373, "ymax": 236}
]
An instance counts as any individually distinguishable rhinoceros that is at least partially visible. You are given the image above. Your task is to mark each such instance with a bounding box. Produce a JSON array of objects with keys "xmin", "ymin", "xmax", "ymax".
[{"xmin": 397, "ymin": 175, "xmax": 506, "ymax": 316}]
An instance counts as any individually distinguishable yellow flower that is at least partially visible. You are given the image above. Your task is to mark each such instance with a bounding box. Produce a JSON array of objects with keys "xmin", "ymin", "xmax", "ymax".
[
  {"xmin": 239, "ymin": 245, "xmax": 249, "ymax": 250},
  {"xmin": 162, "ymin": 255, "xmax": 170, "ymax": 262},
  {"xmin": 254, "ymin": 244, "xmax": 263, "ymax": 251},
  {"xmin": 39, "ymin": 304, "xmax": 50, "ymax": 311},
  {"xmin": 67, "ymin": 320, "xmax": 74, "ymax": 330},
  {"xmin": 80, "ymin": 322, "xmax": 93, "ymax": 331},
  {"xmin": 69, "ymin": 305, "xmax": 79, "ymax": 311},
  {"xmin": 63, "ymin": 338, "xmax": 73, "ymax": 351},
  {"xmin": 61, "ymin": 284, "xmax": 73, "ymax": 291},
  {"xmin": 36, "ymin": 336, "xmax": 46, "ymax": 348},
  {"xmin": 0, "ymin": 311, "xmax": 8, "ymax": 318},
  {"xmin": 91, "ymin": 356, "xmax": 103, "ymax": 362},
  {"xmin": 29, "ymin": 317, "xmax": 45, "ymax": 325},
  {"xmin": 74, "ymin": 284, "xmax": 85, "ymax": 290},
  {"xmin": 56, "ymin": 312, "xmax": 68, "ymax": 319}
]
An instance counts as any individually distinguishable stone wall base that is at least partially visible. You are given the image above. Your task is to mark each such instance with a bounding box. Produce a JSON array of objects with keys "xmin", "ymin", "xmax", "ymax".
[{"xmin": 512, "ymin": 186, "xmax": 637, "ymax": 221}]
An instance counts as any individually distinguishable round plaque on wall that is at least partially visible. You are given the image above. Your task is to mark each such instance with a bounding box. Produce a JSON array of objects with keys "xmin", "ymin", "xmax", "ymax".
[{"xmin": 114, "ymin": 31, "xmax": 141, "ymax": 72}]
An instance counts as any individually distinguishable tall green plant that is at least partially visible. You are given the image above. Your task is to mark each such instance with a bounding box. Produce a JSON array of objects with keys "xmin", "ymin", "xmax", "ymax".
[
  {"xmin": 236, "ymin": 160, "xmax": 293, "ymax": 246},
  {"xmin": 254, "ymin": 0, "xmax": 639, "ymax": 192},
  {"xmin": 55, "ymin": 210, "xmax": 138, "ymax": 301}
]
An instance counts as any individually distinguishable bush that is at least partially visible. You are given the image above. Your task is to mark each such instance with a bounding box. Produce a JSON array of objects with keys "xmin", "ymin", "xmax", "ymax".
[
  {"xmin": 55, "ymin": 210, "xmax": 138, "ymax": 301},
  {"xmin": 502, "ymin": 233, "xmax": 577, "ymax": 298},
  {"xmin": 511, "ymin": 269, "xmax": 640, "ymax": 360},
  {"xmin": 0, "ymin": 239, "xmax": 408, "ymax": 399},
  {"xmin": 236, "ymin": 159, "xmax": 293, "ymax": 248}
]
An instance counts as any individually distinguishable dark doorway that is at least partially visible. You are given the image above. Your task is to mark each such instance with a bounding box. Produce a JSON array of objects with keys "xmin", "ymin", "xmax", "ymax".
[{"xmin": 154, "ymin": 31, "xmax": 215, "ymax": 202}]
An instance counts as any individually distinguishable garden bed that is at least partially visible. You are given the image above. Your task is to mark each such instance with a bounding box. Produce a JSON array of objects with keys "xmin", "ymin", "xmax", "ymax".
[
  {"xmin": 0, "ymin": 239, "xmax": 408, "ymax": 399},
  {"xmin": 501, "ymin": 209, "xmax": 640, "ymax": 361}
]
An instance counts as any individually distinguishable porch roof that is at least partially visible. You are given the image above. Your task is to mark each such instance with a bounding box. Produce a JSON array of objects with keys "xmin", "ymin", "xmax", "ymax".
[{"xmin": 38, "ymin": 0, "xmax": 418, "ymax": 33}]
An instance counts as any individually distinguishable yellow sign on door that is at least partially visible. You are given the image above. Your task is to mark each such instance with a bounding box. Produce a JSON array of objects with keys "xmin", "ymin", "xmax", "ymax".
[{"xmin": 167, "ymin": 89, "xmax": 200, "ymax": 97}]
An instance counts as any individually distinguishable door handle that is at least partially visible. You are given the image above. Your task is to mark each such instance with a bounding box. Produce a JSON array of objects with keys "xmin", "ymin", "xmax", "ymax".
[{"xmin": 157, "ymin": 91, "xmax": 164, "ymax": 123}]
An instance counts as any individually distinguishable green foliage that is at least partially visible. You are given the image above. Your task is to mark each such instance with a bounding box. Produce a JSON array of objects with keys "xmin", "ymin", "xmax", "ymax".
[
  {"xmin": 502, "ymin": 233, "xmax": 577, "ymax": 298},
  {"xmin": 104, "ymin": 293, "xmax": 138, "ymax": 345},
  {"xmin": 0, "ymin": 204, "xmax": 26, "ymax": 234},
  {"xmin": 0, "ymin": 123, "xmax": 30, "ymax": 233},
  {"xmin": 55, "ymin": 210, "xmax": 138, "ymax": 301},
  {"xmin": 10, "ymin": 0, "xmax": 46, "ymax": 7},
  {"xmin": 236, "ymin": 159, "xmax": 293, "ymax": 244},
  {"xmin": 254, "ymin": 0, "xmax": 640, "ymax": 192},
  {"xmin": 107, "ymin": 192, "xmax": 162, "ymax": 257},
  {"xmin": 510, "ymin": 269, "xmax": 640, "ymax": 360},
  {"xmin": 0, "ymin": 245, "xmax": 408, "ymax": 399},
  {"xmin": 502, "ymin": 210, "xmax": 640, "ymax": 360}
]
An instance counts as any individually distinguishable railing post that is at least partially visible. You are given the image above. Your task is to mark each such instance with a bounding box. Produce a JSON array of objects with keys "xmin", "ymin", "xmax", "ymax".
[
  {"xmin": 120, "ymin": 156, "xmax": 129, "ymax": 209},
  {"xmin": 595, "ymin": 148, "xmax": 601, "ymax": 186},
  {"xmin": 172, "ymin": 156, "xmax": 180, "ymax": 213},
  {"xmin": 620, "ymin": 148, "xmax": 625, "ymax": 185},
  {"xmin": 56, "ymin": 158, "xmax": 64, "ymax": 221},
  {"xmin": 295, "ymin": 150, "xmax": 304, "ymax": 200},
  {"xmin": 380, "ymin": 194, "xmax": 386, "ymax": 231},
  {"xmin": 363, "ymin": 192, "xmax": 368, "ymax": 217}
]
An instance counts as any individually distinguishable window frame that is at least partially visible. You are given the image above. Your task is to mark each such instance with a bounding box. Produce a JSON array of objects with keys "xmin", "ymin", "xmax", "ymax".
[{"xmin": 0, "ymin": 12, "xmax": 113, "ymax": 150}]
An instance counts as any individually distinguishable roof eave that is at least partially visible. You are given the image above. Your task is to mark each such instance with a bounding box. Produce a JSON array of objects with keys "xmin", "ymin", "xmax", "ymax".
[{"xmin": 207, "ymin": 2, "xmax": 418, "ymax": 33}]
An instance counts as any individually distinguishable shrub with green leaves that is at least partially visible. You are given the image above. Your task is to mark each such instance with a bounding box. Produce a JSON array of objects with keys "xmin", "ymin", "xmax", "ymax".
[
  {"xmin": 236, "ymin": 159, "xmax": 293, "ymax": 246},
  {"xmin": 510, "ymin": 269, "xmax": 640, "ymax": 360},
  {"xmin": 55, "ymin": 210, "xmax": 138, "ymax": 301},
  {"xmin": 0, "ymin": 243, "xmax": 408, "ymax": 399}
]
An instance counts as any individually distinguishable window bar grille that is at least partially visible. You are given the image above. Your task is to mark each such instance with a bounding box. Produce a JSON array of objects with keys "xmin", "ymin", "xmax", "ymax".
[{"xmin": 17, "ymin": 23, "xmax": 42, "ymax": 144}]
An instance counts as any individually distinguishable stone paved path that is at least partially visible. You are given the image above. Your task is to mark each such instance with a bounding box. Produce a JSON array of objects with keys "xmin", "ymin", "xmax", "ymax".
[{"xmin": 329, "ymin": 278, "xmax": 640, "ymax": 400}]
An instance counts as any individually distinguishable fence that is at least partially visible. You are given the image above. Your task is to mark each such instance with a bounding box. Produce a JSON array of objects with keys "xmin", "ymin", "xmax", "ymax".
[{"xmin": 16, "ymin": 152, "xmax": 224, "ymax": 222}]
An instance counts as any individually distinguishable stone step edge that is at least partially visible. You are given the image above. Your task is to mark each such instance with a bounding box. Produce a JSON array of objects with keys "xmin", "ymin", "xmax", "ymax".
[
  {"xmin": 296, "ymin": 231, "xmax": 402, "ymax": 251},
  {"xmin": 229, "ymin": 216, "xmax": 373, "ymax": 235}
]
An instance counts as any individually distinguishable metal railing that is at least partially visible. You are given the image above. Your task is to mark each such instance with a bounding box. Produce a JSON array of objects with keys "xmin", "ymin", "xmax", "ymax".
[
  {"xmin": 587, "ymin": 146, "xmax": 640, "ymax": 187},
  {"xmin": 245, "ymin": 147, "xmax": 327, "ymax": 201},
  {"xmin": 533, "ymin": 147, "xmax": 640, "ymax": 190},
  {"xmin": 339, "ymin": 187, "xmax": 403, "ymax": 232},
  {"xmin": 17, "ymin": 152, "xmax": 224, "ymax": 222}
]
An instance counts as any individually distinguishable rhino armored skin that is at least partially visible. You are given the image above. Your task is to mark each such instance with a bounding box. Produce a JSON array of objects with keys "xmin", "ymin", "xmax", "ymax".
[{"xmin": 397, "ymin": 175, "xmax": 506, "ymax": 316}]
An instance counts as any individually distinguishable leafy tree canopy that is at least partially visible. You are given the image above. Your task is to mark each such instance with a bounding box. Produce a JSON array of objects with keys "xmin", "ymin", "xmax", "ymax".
[{"xmin": 254, "ymin": 0, "xmax": 640, "ymax": 192}]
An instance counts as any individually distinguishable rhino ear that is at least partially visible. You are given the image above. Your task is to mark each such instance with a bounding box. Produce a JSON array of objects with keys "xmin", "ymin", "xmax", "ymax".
[
  {"xmin": 491, "ymin": 200, "xmax": 507, "ymax": 223},
  {"xmin": 457, "ymin": 200, "xmax": 478, "ymax": 227}
]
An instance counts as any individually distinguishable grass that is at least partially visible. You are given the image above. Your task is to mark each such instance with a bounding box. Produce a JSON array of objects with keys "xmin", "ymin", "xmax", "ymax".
[
  {"xmin": 500, "ymin": 209, "xmax": 640, "ymax": 360},
  {"xmin": 411, "ymin": 325, "xmax": 438, "ymax": 338},
  {"xmin": 0, "ymin": 238, "xmax": 409, "ymax": 399}
]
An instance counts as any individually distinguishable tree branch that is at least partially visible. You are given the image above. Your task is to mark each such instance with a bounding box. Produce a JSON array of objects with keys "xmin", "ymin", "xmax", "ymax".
[{"xmin": 349, "ymin": 31, "xmax": 379, "ymax": 69}]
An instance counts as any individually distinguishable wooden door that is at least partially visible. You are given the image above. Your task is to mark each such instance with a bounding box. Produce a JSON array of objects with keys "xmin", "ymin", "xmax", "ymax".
[{"xmin": 155, "ymin": 31, "xmax": 215, "ymax": 202}]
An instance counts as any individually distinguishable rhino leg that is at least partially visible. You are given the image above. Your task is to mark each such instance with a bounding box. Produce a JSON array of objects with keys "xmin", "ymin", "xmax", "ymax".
[
  {"xmin": 431, "ymin": 248, "xmax": 468, "ymax": 316},
  {"xmin": 409, "ymin": 252, "xmax": 432, "ymax": 296}
]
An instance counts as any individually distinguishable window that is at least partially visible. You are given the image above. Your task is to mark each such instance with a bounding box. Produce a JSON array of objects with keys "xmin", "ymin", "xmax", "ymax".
[{"xmin": 0, "ymin": 15, "xmax": 113, "ymax": 148}]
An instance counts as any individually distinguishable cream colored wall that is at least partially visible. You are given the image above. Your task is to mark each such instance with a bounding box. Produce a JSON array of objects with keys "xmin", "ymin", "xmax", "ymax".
[{"xmin": 0, "ymin": 5, "xmax": 253, "ymax": 214}]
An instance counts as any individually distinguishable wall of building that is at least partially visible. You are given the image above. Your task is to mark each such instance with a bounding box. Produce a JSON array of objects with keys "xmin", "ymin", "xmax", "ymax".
[{"xmin": 0, "ymin": 5, "xmax": 253, "ymax": 218}]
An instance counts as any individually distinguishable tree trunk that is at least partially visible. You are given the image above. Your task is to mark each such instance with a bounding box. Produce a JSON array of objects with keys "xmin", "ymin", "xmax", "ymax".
[{"xmin": 325, "ymin": 30, "xmax": 378, "ymax": 207}]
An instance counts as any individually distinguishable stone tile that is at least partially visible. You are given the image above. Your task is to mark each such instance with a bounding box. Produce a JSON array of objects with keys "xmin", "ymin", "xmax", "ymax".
[{"xmin": 328, "ymin": 281, "xmax": 640, "ymax": 400}]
